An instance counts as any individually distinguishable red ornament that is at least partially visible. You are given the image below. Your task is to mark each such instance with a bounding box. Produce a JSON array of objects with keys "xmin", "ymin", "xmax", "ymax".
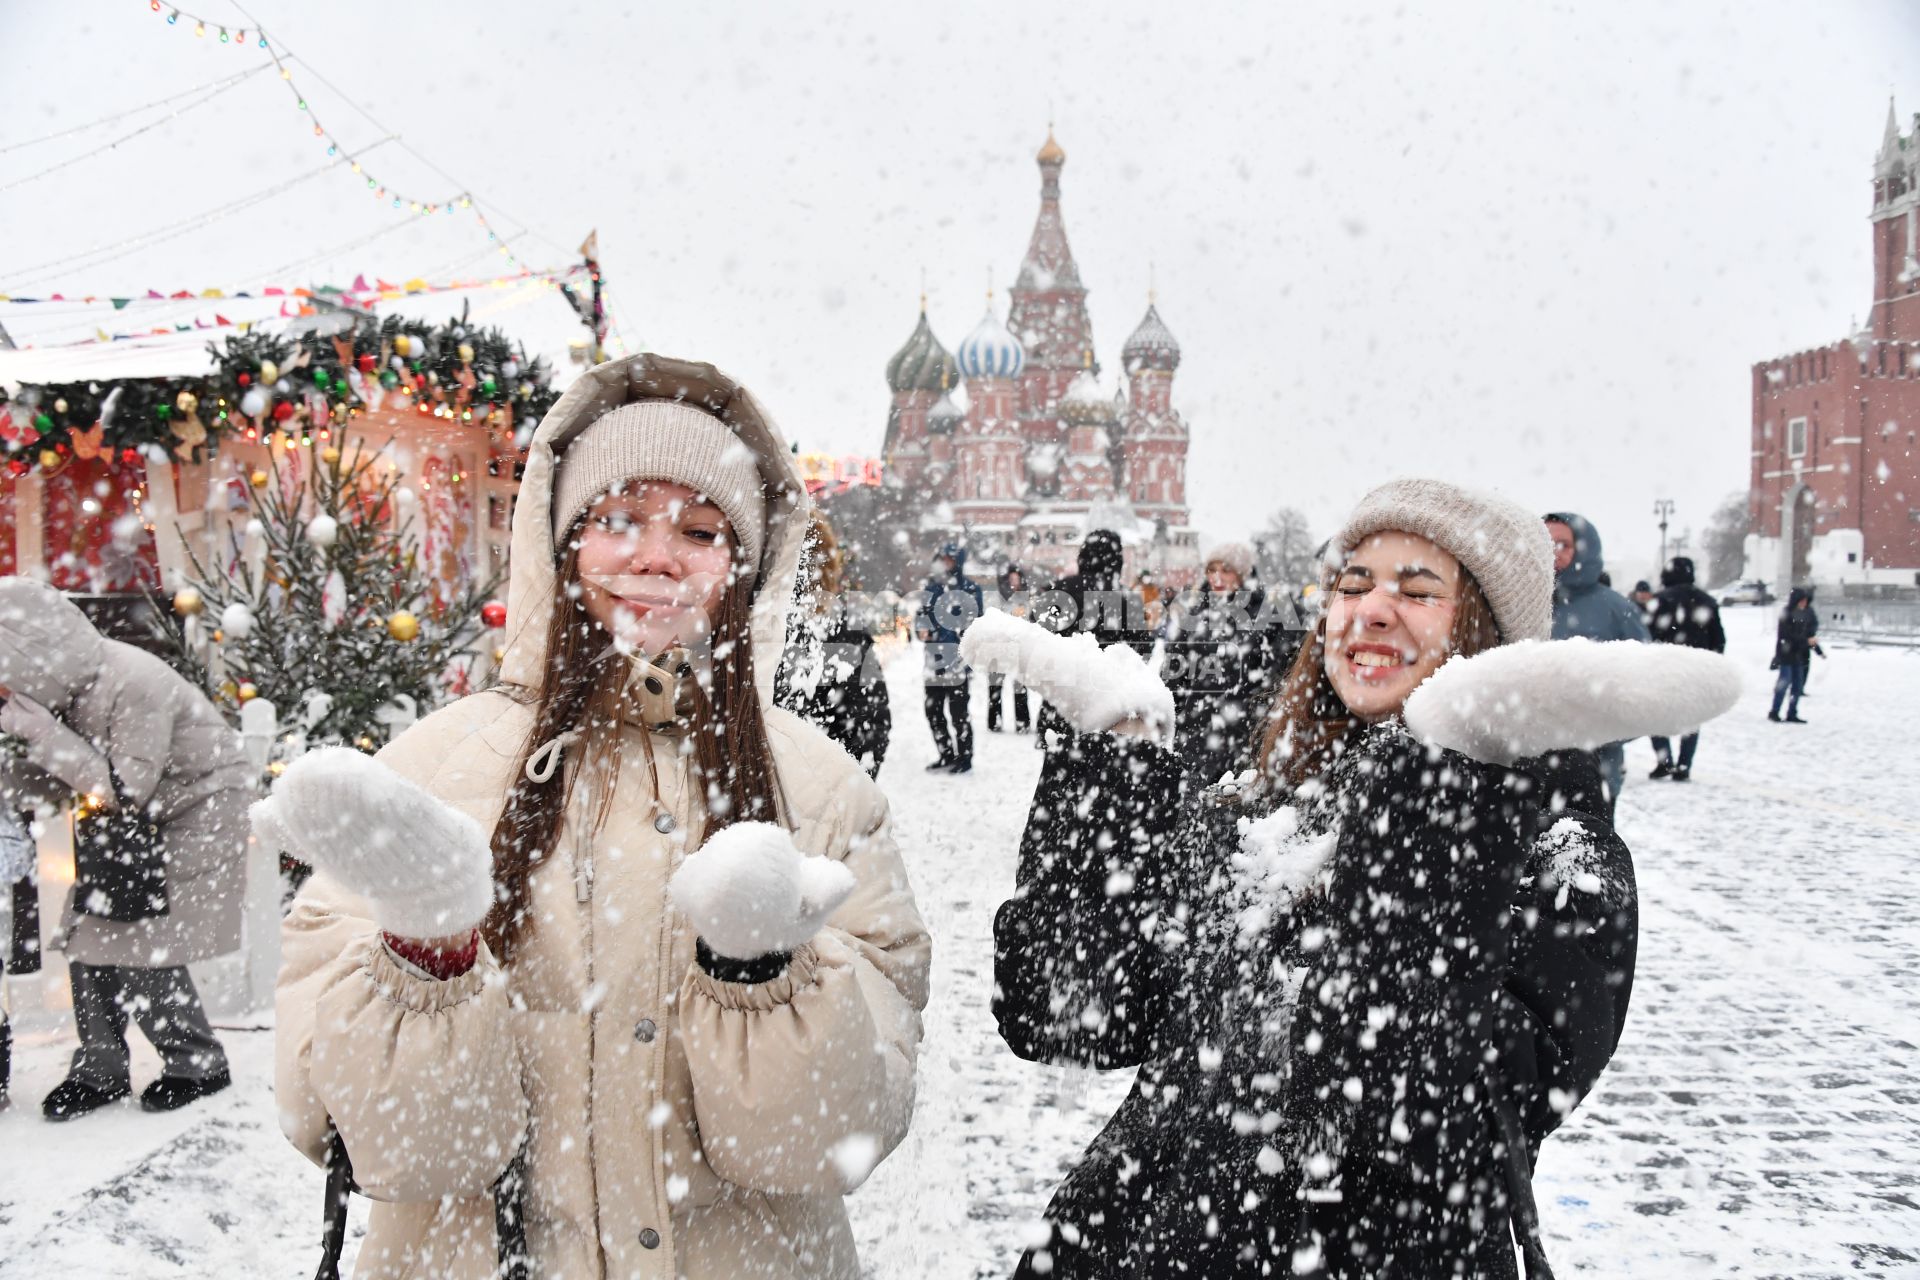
[
  {"xmin": 356, "ymin": 353, "xmax": 377, "ymax": 374},
  {"xmin": 237, "ymin": 372, "xmax": 251, "ymax": 387},
  {"xmin": 120, "ymin": 447, "xmax": 141, "ymax": 466},
  {"xmin": 272, "ymin": 400, "xmax": 296, "ymax": 422},
  {"xmin": 481, "ymin": 600, "xmax": 508, "ymax": 629},
  {"xmin": 6, "ymin": 459, "xmax": 28, "ymax": 477}
]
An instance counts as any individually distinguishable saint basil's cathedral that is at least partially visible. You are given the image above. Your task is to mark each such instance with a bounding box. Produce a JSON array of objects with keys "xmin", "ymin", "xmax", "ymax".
[{"xmin": 879, "ymin": 131, "xmax": 1200, "ymax": 588}]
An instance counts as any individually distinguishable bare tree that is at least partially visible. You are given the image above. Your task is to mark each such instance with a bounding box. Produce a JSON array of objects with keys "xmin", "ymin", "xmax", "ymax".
[
  {"xmin": 1699, "ymin": 491, "xmax": 1751, "ymax": 587},
  {"xmin": 1252, "ymin": 506, "xmax": 1321, "ymax": 591}
]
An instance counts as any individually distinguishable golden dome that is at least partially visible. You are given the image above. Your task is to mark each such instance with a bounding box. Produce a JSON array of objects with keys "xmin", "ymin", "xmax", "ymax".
[{"xmin": 1036, "ymin": 129, "xmax": 1066, "ymax": 166}]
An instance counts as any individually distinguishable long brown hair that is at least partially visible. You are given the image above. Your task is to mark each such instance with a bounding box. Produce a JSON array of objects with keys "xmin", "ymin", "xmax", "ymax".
[
  {"xmin": 481, "ymin": 528, "xmax": 782, "ymax": 964},
  {"xmin": 1255, "ymin": 569, "xmax": 1500, "ymax": 792}
]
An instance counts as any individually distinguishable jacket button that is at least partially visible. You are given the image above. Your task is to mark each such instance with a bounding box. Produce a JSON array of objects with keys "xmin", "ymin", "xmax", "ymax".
[
  {"xmin": 634, "ymin": 1018, "xmax": 657, "ymax": 1044},
  {"xmin": 639, "ymin": 1227, "xmax": 661, "ymax": 1250},
  {"xmin": 654, "ymin": 813, "xmax": 675, "ymax": 834}
]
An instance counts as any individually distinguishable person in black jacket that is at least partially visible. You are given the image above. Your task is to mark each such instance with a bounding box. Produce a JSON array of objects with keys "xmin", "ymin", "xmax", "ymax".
[
  {"xmin": 1768, "ymin": 587, "xmax": 1824, "ymax": 723},
  {"xmin": 986, "ymin": 564, "xmax": 1033, "ymax": 733},
  {"xmin": 995, "ymin": 480, "xmax": 1638, "ymax": 1279},
  {"xmin": 914, "ymin": 542, "xmax": 985, "ymax": 772},
  {"xmin": 774, "ymin": 513, "xmax": 892, "ymax": 777},
  {"xmin": 1645, "ymin": 556, "xmax": 1726, "ymax": 780}
]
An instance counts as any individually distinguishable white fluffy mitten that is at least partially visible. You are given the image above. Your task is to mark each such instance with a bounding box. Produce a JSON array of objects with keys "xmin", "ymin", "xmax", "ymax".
[
  {"xmin": 667, "ymin": 821, "xmax": 857, "ymax": 960},
  {"xmin": 1403, "ymin": 637, "xmax": 1744, "ymax": 766},
  {"xmin": 960, "ymin": 609, "xmax": 1175, "ymax": 742},
  {"xmin": 251, "ymin": 746, "xmax": 494, "ymax": 938}
]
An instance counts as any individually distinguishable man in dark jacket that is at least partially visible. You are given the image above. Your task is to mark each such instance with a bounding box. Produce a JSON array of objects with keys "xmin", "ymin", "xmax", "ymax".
[
  {"xmin": 913, "ymin": 543, "xmax": 985, "ymax": 772},
  {"xmin": 986, "ymin": 564, "xmax": 1033, "ymax": 733},
  {"xmin": 1545, "ymin": 512, "xmax": 1649, "ymax": 810},
  {"xmin": 1769, "ymin": 587, "xmax": 1824, "ymax": 723},
  {"xmin": 1645, "ymin": 556, "xmax": 1727, "ymax": 780}
]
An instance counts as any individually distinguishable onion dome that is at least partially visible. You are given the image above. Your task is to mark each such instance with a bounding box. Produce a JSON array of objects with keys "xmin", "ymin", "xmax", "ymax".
[
  {"xmin": 955, "ymin": 307, "xmax": 1026, "ymax": 380},
  {"xmin": 885, "ymin": 309, "xmax": 957, "ymax": 393},
  {"xmin": 1122, "ymin": 303, "xmax": 1181, "ymax": 373},
  {"xmin": 1037, "ymin": 129, "xmax": 1066, "ymax": 167},
  {"xmin": 1059, "ymin": 369, "xmax": 1110, "ymax": 426},
  {"xmin": 926, "ymin": 390, "xmax": 965, "ymax": 434}
]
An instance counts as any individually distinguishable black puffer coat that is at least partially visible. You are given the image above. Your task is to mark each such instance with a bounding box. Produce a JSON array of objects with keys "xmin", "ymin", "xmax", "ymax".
[
  {"xmin": 1647, "ymin": 557, "xmax": 1726, "ymax": 653},
  {"xmin": 1772, "ymin": 588, "xmax": 1822, "ymax": 667},
  {"xmin": 1162, "ymin": 584, "xmax": 1302, "ymax": 791},
  {"xmin": 995, "ymin": 725, "xmax": 1638, "ymax": 1278}
]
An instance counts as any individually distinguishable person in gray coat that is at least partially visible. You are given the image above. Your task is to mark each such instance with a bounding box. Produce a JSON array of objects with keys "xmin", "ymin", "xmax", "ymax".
[
  {"xmin": 1544, "ymin": 512, "xmax": 1651, "ymax": 812},
  {"xmin": 0, "ymin": 578, "xmax": 249, "ymax": 1121}
]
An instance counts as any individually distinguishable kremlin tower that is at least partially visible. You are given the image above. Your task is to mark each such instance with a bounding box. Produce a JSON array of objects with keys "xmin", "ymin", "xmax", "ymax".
[{"xmin": 878, "ymin": 130, "xmax": 1197, "ymax": 586}]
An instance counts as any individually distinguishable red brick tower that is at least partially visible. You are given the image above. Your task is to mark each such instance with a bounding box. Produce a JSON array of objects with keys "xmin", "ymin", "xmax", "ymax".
[
  {"xmin": 1749, "ymin": 100, "xmax": 1920, "ymax": 590},
  {"xmin": 1055, "ymin": 362, "xmax": 1119, "ymax": 507},
  {"xmin": 951, "ymin": 300, "xmax": 1029, "ymax": 529},
  {"xmin": 1008, "ymin": 130, "xmax": 1097, "ymax": 489},
  {"xmin": 1121, "ymin": 300, "xmax": 1190, "ymax": 525}
]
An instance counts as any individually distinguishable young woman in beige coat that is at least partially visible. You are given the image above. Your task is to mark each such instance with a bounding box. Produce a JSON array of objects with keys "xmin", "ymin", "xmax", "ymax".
[{"xmin": 262, "ymin": 355, "xmax": 930, "ymax": 1278}]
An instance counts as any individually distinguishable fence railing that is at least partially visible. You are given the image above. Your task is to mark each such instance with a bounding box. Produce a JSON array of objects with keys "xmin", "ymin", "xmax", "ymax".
[{"xmin": 1821, "ymin": 600, "xmax": 1920, "ymax": 647}]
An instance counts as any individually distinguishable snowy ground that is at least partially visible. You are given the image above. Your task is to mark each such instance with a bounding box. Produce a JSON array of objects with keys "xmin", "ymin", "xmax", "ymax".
[{"xmin": 2, "ymin": 608, "xmax": 1917, "ymax": 1278}]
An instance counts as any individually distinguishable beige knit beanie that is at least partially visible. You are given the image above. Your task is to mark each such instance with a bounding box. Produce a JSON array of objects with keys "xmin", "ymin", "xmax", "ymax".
[
  {"xmin": 1329, "ymin": 477, "xmax": 1554, "ymax": 643},
  {"xmin": 552, "ymin": 400, "xmax": 769, "ymax": 574}
]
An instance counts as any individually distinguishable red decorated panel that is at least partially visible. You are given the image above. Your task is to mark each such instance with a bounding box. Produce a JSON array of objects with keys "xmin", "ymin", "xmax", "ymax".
[{"xmin": 39, "ymin": 458, "xmax": 160, "ymax": 592}]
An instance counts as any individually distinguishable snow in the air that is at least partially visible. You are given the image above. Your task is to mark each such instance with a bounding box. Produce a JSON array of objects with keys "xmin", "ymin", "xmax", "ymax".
[{"xmin": 1, "ymin": 608, "xmax": 1917, "ymax": 1278}]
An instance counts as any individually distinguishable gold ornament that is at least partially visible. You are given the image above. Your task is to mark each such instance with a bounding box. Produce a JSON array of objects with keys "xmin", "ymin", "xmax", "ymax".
[
  {"xmin": 355, "ymin": 735, "xmax": 375, "ymax": 751},
  {"xmin": 259, "ymin": 359, "xmax": 280, "ymax": 384},
  {"xmin": 492, "ymin": 646, "xmax": 506, "ymax": 663},
  {"xmin": 393, "ymin": 335, "xmax": 413, "ymax": 357},
  {"xmin": 175, "ymin": 390, "xmax": 199, "ymax": 415},
  {"xmin": 386, "ymin": 610, "xmax": 421, "ymax": 642},
  {"xmin": 218, "ymin": 679, "xmax": 238, "ymax": 700},
  {"xmin": 457, "ymin": 343, "xmax": 475, "ymax": 363},
  {"xmin": 38, "ymin": 449, "xmax": 60, "ymax": 470},
  {"xmin": 250, "ymin": 469, "xmax": 269, "ymax": 488},
  {"xmin": 53, "ymin": 398, "xmax": 68, "ymax": 413},
  {"xmin": 321, "ymin": 446, "xmax": 341, "ymax": 465},
  {"xmin": 237, "ymin": 681, "xmax": 259, "ymax": 703},
  {"xmin": 172, "ymin": 587, "xmax": 205, "ymax": 616}
]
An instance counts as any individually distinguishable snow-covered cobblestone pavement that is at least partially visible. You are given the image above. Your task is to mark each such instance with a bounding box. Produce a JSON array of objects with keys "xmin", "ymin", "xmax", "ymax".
[{"xmin": 2, "ymin": 609, "xmax": 1915, "ymax": 1277}]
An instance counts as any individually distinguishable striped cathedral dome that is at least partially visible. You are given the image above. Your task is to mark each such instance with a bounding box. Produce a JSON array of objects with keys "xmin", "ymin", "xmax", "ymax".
[{"xmin": 954, "ymin": 307, "xmax": 1026, "ymax": 380}]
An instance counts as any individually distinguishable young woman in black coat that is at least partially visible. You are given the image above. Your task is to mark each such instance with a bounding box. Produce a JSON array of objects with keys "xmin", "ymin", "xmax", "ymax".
[{"xmin": 994, "ymin": 480, "xmax": 1642, "ymax": 1279}]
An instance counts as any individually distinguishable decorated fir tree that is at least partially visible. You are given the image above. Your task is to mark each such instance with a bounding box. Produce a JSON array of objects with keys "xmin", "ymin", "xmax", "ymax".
[{"xmin": 149, "ymin": 443, "xmax": 500, "ymax": 758}]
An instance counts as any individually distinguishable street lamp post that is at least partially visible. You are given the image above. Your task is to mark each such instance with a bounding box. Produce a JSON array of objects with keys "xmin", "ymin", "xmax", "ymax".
[{"xmin": 1654, "ymin": 499, "xmax": 1676, "ymax": 570}]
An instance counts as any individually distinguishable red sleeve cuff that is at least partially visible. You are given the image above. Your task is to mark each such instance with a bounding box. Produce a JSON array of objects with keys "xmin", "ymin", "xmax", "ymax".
[{"xmin": 382, "ymin": 930, "xmax": 479, "ymax": 980}]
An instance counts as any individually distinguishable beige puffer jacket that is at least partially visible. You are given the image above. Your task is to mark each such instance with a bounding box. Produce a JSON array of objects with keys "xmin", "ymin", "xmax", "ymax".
[{"xmin": 274, "ymin": 356, "xmax": 931, "ymax": 1278}]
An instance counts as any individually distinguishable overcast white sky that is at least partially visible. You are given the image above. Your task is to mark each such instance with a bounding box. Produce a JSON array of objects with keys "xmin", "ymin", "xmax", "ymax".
[{"xmin": 4, "ymin": 1, "xmax": 1916, "ymax": 581}]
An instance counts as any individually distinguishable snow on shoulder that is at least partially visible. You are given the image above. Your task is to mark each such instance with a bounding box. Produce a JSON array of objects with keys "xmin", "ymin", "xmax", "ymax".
[
  {"xmin": 1403, "ymin": 637, "xmax": 1743, "ymax": 766},
  {"xmin": 959, "ymin": 608, "xmax": 1174, "ymax": 742}
]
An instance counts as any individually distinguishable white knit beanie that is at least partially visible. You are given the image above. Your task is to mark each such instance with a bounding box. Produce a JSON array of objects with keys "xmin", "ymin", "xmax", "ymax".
[
  {"xmin": 552, "ymin": 400, "xmax": 769, "ymax": 573},
  {"xmin": 1329, "ymin": 478, "xmax": 1554, "ymax": 642},
  {"xmin": 1203, "ymin": 541, "xmax": 1256, "ymax": 581}
]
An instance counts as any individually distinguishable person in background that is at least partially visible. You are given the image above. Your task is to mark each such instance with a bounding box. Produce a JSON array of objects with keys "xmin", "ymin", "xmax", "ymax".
[
  {"xmin": 0, "ymin": 581, "xmax": 249, "ymax": 1121},
  {"xmin": 1769, "ymin": 587, "xmax": 1824, "ymax": 723},
  {"xmin": 1645, "ymin": 556, "xmax": 1727, "ymax": 780},
  {"xmin": 775, "ymin": 513, "xmax": 892, "ymax": 777},
  {"xmin": 913, "ymin": 543, "xmax": 984, "ymax": 772},
  {"xmin": 1544, "ymin": 512, "xmax": 1650, "ymax": 811},
  {"xmin": 986, "ymin": 564, "xmax": 1033, "ymax": 734},
  {"xmin": 0, "ymin": 806, "xmax": 34, "ymax": 1109},
  {"xmin": 1631, "ymin": 579, "xmax": 1657, "ymax": 620}
]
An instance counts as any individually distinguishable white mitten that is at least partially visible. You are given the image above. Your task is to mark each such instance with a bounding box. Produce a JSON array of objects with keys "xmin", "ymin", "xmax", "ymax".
[
  {"xmin": 668, "ymin": 821, "xmax": 856, "ymax": 960},
  {"xmin": 251, "ymin": 746, "xmax": 494, "ymax": 938},
  {"xmin": 960, "ymin": 609, "xmax": 1175, "ymax": 742},
  {"xmin": 1403, "ymin": 637, "xmax": 1743, "ymax": 766}
]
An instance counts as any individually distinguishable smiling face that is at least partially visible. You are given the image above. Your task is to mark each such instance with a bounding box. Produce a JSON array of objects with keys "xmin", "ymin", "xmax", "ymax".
[
  {"xmin": 572, "ymin": 480, "xmax": 736, "ymax": 656},
  {"xmin": 1323, "ymin": 530, "xmax": 1465, "ymax": 721},
  {"xmin": 1206, "ymin": 561, "xmax": 1243, "ymax": 595}
]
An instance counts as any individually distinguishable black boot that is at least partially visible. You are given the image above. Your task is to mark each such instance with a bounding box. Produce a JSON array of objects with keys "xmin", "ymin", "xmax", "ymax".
[
  {"xmin": 1785, "ymin": 713, "xmax": 1807, "ymax": 724},
  {"xmin": 1671, "ymin": 766, "xmax": 1691, "ymax": 782},
  {"xmin": 1767, "ymin": 710, "xmax": 1781, "ymax": 722},
  {"xmin": 42, "ymin": 1076, "xmax": 131, "ymax": 1122},
  {"xmin": 1649, "ymin": 760, "xmax": 1673, "ymax": 780},
  {"xmin": 140, "ymin": 1069, "xmax": 233, "ymax": 1113},
  {"xmin": 925, "ymin": 756, "xmax": 954, "ymax": 772}
]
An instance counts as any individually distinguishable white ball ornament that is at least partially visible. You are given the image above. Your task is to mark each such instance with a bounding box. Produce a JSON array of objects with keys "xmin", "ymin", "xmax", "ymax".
[
  {"xmin": 306, "ymin": 514, "xmax": 340, "ymax": 548},
  {"xmin": 220, "ymin": 602, "xmax": 255, "ymax": 640},
  {"xmin": 240, "ymin": 387, "xmax": 268, "ymax": 418}
]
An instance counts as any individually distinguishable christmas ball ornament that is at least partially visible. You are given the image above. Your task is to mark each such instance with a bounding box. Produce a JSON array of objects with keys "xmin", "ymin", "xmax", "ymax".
[
  {"xmin": 356, "ymin": 353, "xmax": 377, "ymax": 374},
  {"xmin": 321, "ymin": 445, "xmax": 341, "ymax": 465},
  {"xmin": 33, "ymin": 412, "xmax": 52, "ymax": 431},
  {"xmin": 379, "ymin": 369, "xmax": 399, "ymax": 389},
  {"xmin": 393, "ymin": 335, "xmax": 412, "ymax": 357},
  {"xmin": 306, "ymin": 514, "xmax": 340, "ymax": 547},
  {"xmin": 249, "ymin": 469, "xmax": 269, "ymax": 488},
  {"xmin": 501, "ymin": 360, "xmax": 518, "ymax": 379},
  {"xmin": 481, "ymin": 600, "xmax": 507, "ymax": 628},
  {"xmin": 259, "ymin": 359, "xmax": 280, "ymax": 384},
  {"xmin": 519, "ymin": 383, "xmax": 534, "ymax": 399},
  {"xmin": 156, "ymin": 403, "xmax": 172, "ymax": 421},
  {"xmin": 245, "ymin": 517, "xmax": 266, "ymax": 537},
  {"xmin": 457, "ymin": 343, "xmax": 475, "ymax": 363},
  {"xmin": 237, "ymin": 372, "xmax": 251, "ymax": 387},
  {"xmin": 240, "ymin": 387, "xmax": 268, "ymax": 418},
  {"xmin": 313, "ymin": 368, "xmax": 331, "ymax": 390},
  {"xmin": 38, "ymin": 449, "xmax": 60, "ymax": 469},
  {"xmin": 172, "ymin": 587, "xmax": 205, "ymax": 616},
  {"xmin": 386, "ymin": 610, "xmax": 421, "ymax": 642},
  {"xmin": 480, "ymin": 378, "xmax": 498, "ymax": 398},
  {"xmin": 53, "ymin": 397, "xmax": 69, "ymax": 413},
  {"xmin": 237, "ymin": 681, "xmax": 259, "ymax": 703},
  {"xmin": 175, "ymin": 390, "xmax": 198, "ymax": 414},
  {"xmin": 221, "ymin": 601, "xmax": 255, "ymax": 639},
  {"xmin": 274, "ymin": 379, "xmax": 291, "ymax": 395},
  {"xmin": 492, "ymin": 646, "xmax": 506, "ymax": 664},
  {"xmin": 272, "ymin": 401, "xmax": 296, "ymax": 423},
  {"xmin": 218, "ymin": 679, "xmax": 238, "ymax": 701}
]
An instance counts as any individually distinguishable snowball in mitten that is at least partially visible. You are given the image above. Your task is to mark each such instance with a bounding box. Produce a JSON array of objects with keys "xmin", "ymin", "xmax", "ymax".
[
  {"xmin": 960, "ymin": 609, "xmax": 1174, "ymax": 741},
  {"xmin": 252, "ymin": 746, "xmax": 494, "ymax": 938},
  {"xmin": 1403, "ymin": 637, "xmax": 1742, "ymax": 766},
  {"xmin": 668, "ymin": 821, "xmax": 856, "ymax": 960}
]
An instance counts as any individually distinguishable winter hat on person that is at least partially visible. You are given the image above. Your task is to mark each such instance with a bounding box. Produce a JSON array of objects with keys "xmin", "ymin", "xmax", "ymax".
[
  {"xmin": 551, "ymin": 399, "xmax": 769, "ymax": 574},
  {"xmin": 1661, "ymin": 556, "xmax": 1697, "ymax": 588},
  {"xmin": 1203, "ymin": 541, "xmax": 1256, "ymax": 582},
  {"xmin": 1329, "ymin": 477, "xmax": 1554, "ymax": 643}
]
